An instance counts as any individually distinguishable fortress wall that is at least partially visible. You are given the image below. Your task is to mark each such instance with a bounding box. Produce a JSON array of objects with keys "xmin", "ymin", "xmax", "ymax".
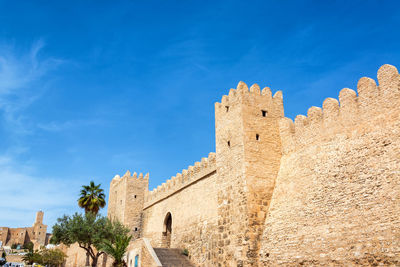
[
  {"xmin": 8, "ymin": 228, "xmax": 27, "ymax": 246},
  {"xmin": 108, "ymin": 173, "xmax": 128, "ymax": 222},
  {"xmin": 259, "ymin": 64, "xmax": 400, "ymax": 265},
  {"xmin": 142, "ymin": 155, "xmax": 219, "ymax": 267},
  {"xmin": 0, "ymin": 227, "xmax": 9, "ymax": 246},
  {"xmin": 0, "ymin": 212, "xmax": 48, "ymax": 248},
  {"xmin": 122, "ymin": 172, "xmax": 148, "ymax": 239},
  {"xmin": 214, "ymin": 82, "xmax": 284, "ymax": 266},
  {"xmin": 144, "ymin": 152, "xmax": 216, "ymax": 207},
  {"xmin": 108, "ymin": 171, "xmax": 148, "ymax": 238}
]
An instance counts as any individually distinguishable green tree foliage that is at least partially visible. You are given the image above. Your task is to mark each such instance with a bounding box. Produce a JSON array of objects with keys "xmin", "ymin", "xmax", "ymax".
[
  {"xmin": 78, "ymin": 181, "xmax": 106, "ymax": 214},
  {"xmin": 51, "ymin": 212, "xmax": 129, "ymax": 267},
  {"xmin": 101, "ymin": 234, "xmax": 132, "ymax": 267},
  {"xmin": 22, "ymin": 251, "xmax": 42, "ymax": 265},
  {"xmin": 40, "ymin": 248, "xmax": 66, "ymax": 266},
  {"xmin": 23, "ymin": 241, "xmax": 34, "ymax": 252},
  {"xmin": 22, "ymin": 248, "xmax": 66, "ymax": 267}
]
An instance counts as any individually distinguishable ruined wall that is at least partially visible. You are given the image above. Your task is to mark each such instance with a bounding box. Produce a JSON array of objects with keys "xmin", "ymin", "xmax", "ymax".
[
  {"xmin": 142, "ymin": 152, "xmax": 219, "ymax": 267},
  {"xmin": 259, "ymin": 64, "xmax": 400, "ymax": 266}
]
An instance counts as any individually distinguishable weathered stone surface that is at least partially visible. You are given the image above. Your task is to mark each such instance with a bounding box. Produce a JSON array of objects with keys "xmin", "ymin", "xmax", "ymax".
[{"xmin": 259, "ymin": 64, "xmax": 400, "ymax": 266}]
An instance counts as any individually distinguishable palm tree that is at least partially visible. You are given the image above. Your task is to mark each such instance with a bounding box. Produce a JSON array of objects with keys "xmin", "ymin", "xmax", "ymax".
[
  {"xmin": 78, "ymin": 181, "xmax": 106, "ymax": 214},
  {"xmin": 102, "ymin": 234, "xmax": 132, "ymax": 267}
]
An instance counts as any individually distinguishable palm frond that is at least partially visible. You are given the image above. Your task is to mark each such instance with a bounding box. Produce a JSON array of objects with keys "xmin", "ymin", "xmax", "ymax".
[{"xmin": 78, "ymin": 180, "xmax": 106, "ymax": 214}]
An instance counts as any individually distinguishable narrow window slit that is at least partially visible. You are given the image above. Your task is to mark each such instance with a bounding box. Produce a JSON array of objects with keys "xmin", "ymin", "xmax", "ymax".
[
  {"xmin": 227, "ymin": 141, "xmax": 231, "ymax": 147},
  {"xmin": 225, "ymin": 106, "xmax": 229, "ymax": 112},
  {"xmin": 256, "ymin": 134, "xmax": 260, "ymax": 141},
  {"xmin": 262, "ymin": 110, "xmax": 267, "ymax": 117}
]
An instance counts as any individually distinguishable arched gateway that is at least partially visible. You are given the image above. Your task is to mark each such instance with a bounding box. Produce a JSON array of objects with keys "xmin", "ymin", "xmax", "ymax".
[{"xmin": 162, "ymin": 212, "xmax": 172, "ymax": 248}]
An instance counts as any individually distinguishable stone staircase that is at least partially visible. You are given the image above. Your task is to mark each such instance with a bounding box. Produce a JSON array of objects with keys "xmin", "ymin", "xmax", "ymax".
[{"xmin": 153, "ymin": 248, "xmax": 196, "ymax": 267}]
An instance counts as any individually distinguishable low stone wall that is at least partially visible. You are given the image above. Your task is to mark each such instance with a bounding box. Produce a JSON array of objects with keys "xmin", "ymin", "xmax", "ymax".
[
  {"xmin": 62, "ymin": 243, "xmax": 112, "ymax": 267},
  {"xmin": 4, "ymin": 254, "xmax": 24, "ymax": 263}
]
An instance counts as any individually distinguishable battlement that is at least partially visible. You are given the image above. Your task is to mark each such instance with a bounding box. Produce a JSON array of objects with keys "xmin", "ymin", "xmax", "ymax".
[
  {"xmin": 111, "ymin": 170, "xmax": 149, "ymax": 186},
  {"xmin": 279, "ymin": 64, "xmax": 400, "ymax": 154},
  {"xmin": 214, "ymin": 81, "xmax": 284, "ymax": 118},
  {"xmin": 108, "ymin": 170, "xmax": 149, "ymax": 226},
  {"xmin": 143, "ymin": 152, "xmax": 216, "ymax": 209}
]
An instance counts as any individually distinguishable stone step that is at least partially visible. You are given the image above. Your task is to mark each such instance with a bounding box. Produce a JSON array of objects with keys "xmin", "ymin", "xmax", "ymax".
[{"xmin": 153, "ymin": 248, "xmax": 195, "ymax": 267}]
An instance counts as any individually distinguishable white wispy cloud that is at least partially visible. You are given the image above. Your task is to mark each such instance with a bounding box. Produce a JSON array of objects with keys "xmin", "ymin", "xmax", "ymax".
[
  {"xmin": 0, "ymin": 40, "xmax": 80, "ymax": 228},
  {"xmin": 37, "ymin": 118, "xmax": 104, "ymax": 132},
  {"xmin": 0, "ymin": 40, "xmax": 60, "ymax": 92},
  {"xmin": 0, "ymin": 39, "xmax": 63, "ymax": 134}
]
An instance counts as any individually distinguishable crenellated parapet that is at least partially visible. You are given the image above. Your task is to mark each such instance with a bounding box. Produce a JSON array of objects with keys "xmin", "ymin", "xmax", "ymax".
[
  {"xmin": 214, "ymin": 81, "xmax": 284, "ymax": 118},
  {"xmin": 143, "ymin": 152, "xmax": 216, "ymax": 209},
  {"xmin": 108, "ymin": 170, "xmax": 149, "ymax": 233},
  {"xmin": 279, "ymin": 64, "xmax": 400, "ymax": 154},
  {"xmin": 110, "ymin": 170, "xmax": 149, "ymax": 186}
]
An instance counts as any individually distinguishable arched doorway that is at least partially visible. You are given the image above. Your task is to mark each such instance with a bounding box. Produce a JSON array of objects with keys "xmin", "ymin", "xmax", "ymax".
[{"xmin": 162, "ymin": 212, "xmax": 172, "ymax": 248}]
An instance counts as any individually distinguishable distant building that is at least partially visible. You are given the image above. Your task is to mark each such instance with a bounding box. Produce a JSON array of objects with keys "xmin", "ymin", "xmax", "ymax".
[{"xmin": 0, "ymin": 211, "xmax": 48, "ymax": 249}]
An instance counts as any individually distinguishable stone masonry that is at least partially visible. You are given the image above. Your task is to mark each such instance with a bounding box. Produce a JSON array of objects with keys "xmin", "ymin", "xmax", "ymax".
[
  {"xmin": 104, "ymin": 64, "xmax": 400, "ymax": 266},
  {"xmin": 0, "ymin": 211, "xmax": 48, "ymax": 249}
]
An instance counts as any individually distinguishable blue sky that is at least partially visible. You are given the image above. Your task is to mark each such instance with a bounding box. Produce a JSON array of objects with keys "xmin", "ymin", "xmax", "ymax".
[{"xmin": 1, "ymin": 0, "xmax": 399, "ymax": 228}]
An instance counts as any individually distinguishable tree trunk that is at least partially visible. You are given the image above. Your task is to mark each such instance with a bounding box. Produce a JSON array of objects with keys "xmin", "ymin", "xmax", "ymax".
[
  {"xmin": 86, "ymin": 251, "xmax": 90, "ymax": 266},
  {"xmin": 91, "ymin": 256, "xmax": 98, "ymax": 267}
]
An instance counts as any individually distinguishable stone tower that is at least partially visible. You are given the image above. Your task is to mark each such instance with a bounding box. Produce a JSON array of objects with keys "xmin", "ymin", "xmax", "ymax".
[
  {"xmin": 214, "ymin": 82, "xmax": 284, "ymax": 266},
  {"xmin": 35, "ymin": 211, "xmax": 44, "ymax": 224},
  {"xmin": 32, "ymin": 211, "xmax": 47, "ymax": 246},
  {"xmin": 107, "ymin": 171, "xmax": 149, "ymax": 239}
]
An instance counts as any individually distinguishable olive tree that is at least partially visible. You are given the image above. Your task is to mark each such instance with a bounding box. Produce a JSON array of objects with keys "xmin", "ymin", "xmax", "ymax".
[{"xmin": 51, "ymin": 212, "xmax": 129, "ymax": 267}]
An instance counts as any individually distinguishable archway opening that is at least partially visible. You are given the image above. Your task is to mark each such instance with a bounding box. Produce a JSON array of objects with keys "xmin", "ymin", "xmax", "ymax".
[{"xmin": 162, "ymin": 212, "xmax": 172, "ymax": 248}]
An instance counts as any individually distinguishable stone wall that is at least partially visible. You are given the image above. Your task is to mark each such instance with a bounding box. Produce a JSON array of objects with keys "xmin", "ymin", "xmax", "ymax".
[
  {"xmin": 32, "ymin": 211, "xmax": 47, "ymax": 246},
  {"xmin": 62, "ymin": 243, "xmax": 112, "ymax": 267},
  {"xmin": 108, "ymin": 172, "xmax": 148, "ymax": 239},
  {"xmin": 214, "ymin": 81, "xmax": 283, "ymax": 266},
  {"xmin": 0, "ymin": 227, "xmax": 9, "ymax": 246},
  {"xmin": 126, "ymin": 238, "xmax": 161, "ymax": 267},
  {"xmin": 0, "ymin": 211, "xmax": 48, "ymax": 248},
  {"xmin": 259, "ymin": 64, "xmax": 400, "ymax": 265},
  {"xmin": 8, "ymin": 228, "xmax": 27, "ymax": 246},
  {"xmin": 63, "ymin": 243, "xmax": 89, "ymax": 267},
  {"xmin": 104, "ymin": 64, "xmax": 400, "ymax": 266},
  {"xmin": 141, "ymin": 246, "xmax": 159, "ymax": 267},
  {"xmin": 4, "ymin": 254, "xmax": 24, "ymax": 263},
  {"xmin": 142, "ymin": 154, "xmax": 219, "ymax": 267}
]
